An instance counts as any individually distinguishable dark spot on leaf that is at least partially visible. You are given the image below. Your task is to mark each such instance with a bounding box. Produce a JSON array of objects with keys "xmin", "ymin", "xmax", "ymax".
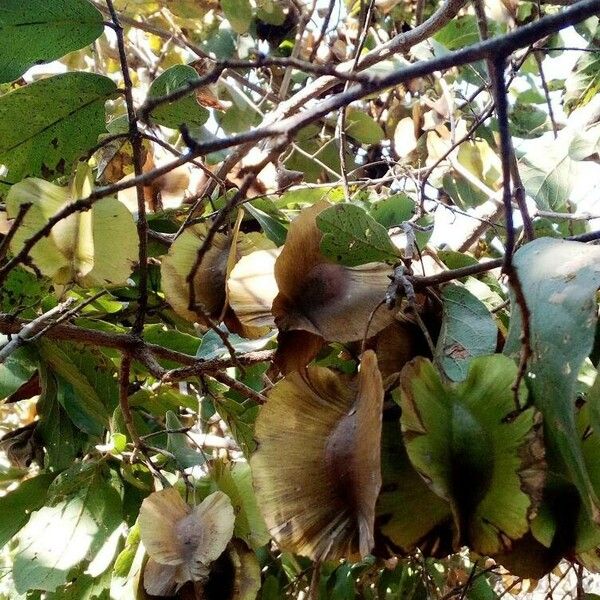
[
  {"xmin": 445, "ymin": 343, "xmax": 469, "ymax": 359},
  {"xmin": 50, "ymin": 138, "xmax": 59, "ymax": 149},
  {"xmin": 56, "ymin": 158, "xmax": 66, "ymax": 175},
  {"xmin": 40, "ymin": 163, "xmax": 52, "ymax": 179}
]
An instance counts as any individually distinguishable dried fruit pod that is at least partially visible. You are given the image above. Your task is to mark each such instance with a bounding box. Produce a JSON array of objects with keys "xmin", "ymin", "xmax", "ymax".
[{"xmin": 251, "ymin": 350, "xmax": 384, "ymax": 561}]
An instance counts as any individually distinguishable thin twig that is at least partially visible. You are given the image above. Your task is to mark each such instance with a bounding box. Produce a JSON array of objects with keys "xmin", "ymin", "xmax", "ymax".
[
  {"xmin": 105, "ymin": 0, "xmax": 149, "ymax": 335},
  {"xmin": 492, "ymin": 58, "xmax": 532, "ymax": 410},
  {"xmin": 0, "ymin": 203, "xmax": 31, "ymax": 262}
]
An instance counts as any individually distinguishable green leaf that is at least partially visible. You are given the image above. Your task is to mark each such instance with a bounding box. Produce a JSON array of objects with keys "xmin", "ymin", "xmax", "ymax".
[
  {"xmin": 110, "ymin": 524, "xmax": 145, "ymax": 600},
  {"xmin": 213, "ymin": 460, "xmax": 270, "ymax": 550},
  {"xmin": 143, "ymin": 323, "xmax": 201, "ymax": 364},
  {"xmin": 317, "ymin": 203, "xmax": 398, "ymax": 266},
  {"xmin": 0, "ymin": 344, "xmax": 37, "ymax": 400},
  {"xmin": 147, "ymin": 65, "xmax": 209, "ymax": 130},
  {"xmin": 129, "ymin": 387, "xmax": 197, "ymax": 414},
  {"xmin": 0, "ymin": 474, "xmax": 54, "ymax": 548},
  {"xmin": 519, "ymin": 129, "xmax": 586, "ymax": 211},
  {"xmin": 400, "ymin": 355, "xmax": 544, "ymax": 555},
  {"xmin": 43, "ymin": 570, "xmax": 111, "ymax": 600},
  {"xmin": 369, "ymin": 193, "xmax": 415, "ymax": 228},
  {"xmin": 0, "ymin": 267, "xmax": 50, "ymax": 316},
  {"xmin": 37, "ymin": 340, "xmax": 117, "ymax": 435},
  {"xmin": 505, "ymin": 238, "xmax": 600, "ymax": 524},
  {"xmin": 442, "ymin": 173, "xmax": 488, "ymax": 210},
  {"xmin": 434, "ymin": 284, "xmax": 497, "ymax": 382},
  {"xmin": 376, "ymin": 414, "xmax": 451, "ymax": 551},
  {"xmin": 221, "ymin": 0, "xmax": 253, "ymax": 34},
  {"xmin": 36, "ymin": 366, "xmax": 84, "ymax": 471},
  {"xmin": 245, "ymin": 203, "xmax": 288, "ymax": 246},
  {"xmin": 165, "ymin": 411, "xmax": 205, "ymax": 469},
  {"xmin": 197, "ymin": 328, "xmax": 271, "ymax": 360},
  {"xmin": 510, "ymin": 101, "xmax": 550, "ymax": 139},
  {"xmin": 434, "ymin": 15, "xmax": 480, "ymax": 50},
  {"xmin": 12, "ymin": 462, "xmax": 122, "ymax": 593},
  {"xmin": 345, "ymin": 108, "xmax": 385, "ymax": 145},
  {"xmin": 0, "ymin": 0, "xmax": 103, "ymax": 83},
  {"xmin": 0, "ymin": 73, "xmax": 117, "ymax": 184}
]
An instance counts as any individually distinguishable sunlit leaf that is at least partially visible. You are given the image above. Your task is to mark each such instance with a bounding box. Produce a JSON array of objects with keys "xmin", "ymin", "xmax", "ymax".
[
  {"xmin": 221, "ymin": 0, "xmax": 253, "ymax": 34},
  {"xmin": 317, "ymin": 203, "xmax": 398, "ymax": 266},
  {"xmin": 0, "ymin": 473, "xmax": 54, "ymax": 548},
  {"xmin": 0, "ymin": 73, "xmax": 116, "ymax": 185},
  {"xmin": 12, "ymin": 462, "xmax": 122, "ymax": 593},
  {"xmin": 345, "ymin": 108, "xmax": 385, "ymax": 145},
  {"xmin": 0, "ymin": 0, "xmax": 103, "ymax": 83},
  {"xmin": 6, "ymin": 168, "xmax": 138, "ymax": 286}
]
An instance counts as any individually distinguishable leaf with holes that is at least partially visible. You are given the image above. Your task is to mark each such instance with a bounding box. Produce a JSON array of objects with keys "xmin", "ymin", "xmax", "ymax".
[{"xmin": 0, "ymin": 73, "xmax": 117, "ymax": 186}]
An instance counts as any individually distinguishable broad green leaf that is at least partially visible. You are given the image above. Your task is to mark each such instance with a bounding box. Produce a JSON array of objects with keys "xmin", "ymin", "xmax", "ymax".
[
  {"xmin": 505, "ymin": 238, "xmax": 600, "ymax": 523},
  {"xmin": 245, "ymin": 203, "xmax": 288, "ymax": 246},
  {"xmin": 434, "ymin": 284, "xmax": 497, "ymax": 382},
  {"xmin": 110, "ymin": 524, "xmax": 145, "ymax": 600},
  {"xmin": 519, "ymin": 131, "xmax": 582, "ymax": 211},
  {"xmin": 6, "ymin": 169, "xmax": 138, "ymax": 287},
  {"xmin": 589, "ymin": 367, "xmax": 600, "ymax": 441},
  {"xmin": 400, "ymin": 355, "xmax": 544, "ymax": 555},
  {"xmin": 0, "ymin": 72, "xmax": 117, "ymax": 184},
  {"xmin": 0, "ymin": 0, "xmax": 103, "ymax": 83},
  {"xmin": 345, "ymin": 108, "xmax": 385, "ymax": 145},
  {"xmin": 147, "ymin": 65, "xmax": 209, "ymax": 130},
  {"xmin": 13, "ymin": 462, "xmax": 122, "ymax": 593},
  {"xmin": 510, "ymin": 101, "xmax": 550, "ymax": 139},
  {"xmin": 218, "ymin": 396, "xmax": 259, "ymax": 456},
  {"xmin": 221, "ymin": 0, "xmax": 253, "ymax": 34},
  {"xmin": 38, "ymin": 339, "xmax": 119, "ymax": 435},
  {"xmin": 43, "ymin": 570, "xmax": 111, "ymax": 600},
  {"xmin": 212, "ymin": 460, "xmax": 270, "ymax": 550},
  {"xmin": 256, "ymin": 0, "xmax": 286, "ymax": 25},
  {"xmin": 165, "ymin": 411, "xmax": 205, "ymax": 469},
  {"xmin": 0, "ymin": 474, "xmax": 54, "ymax": 548},
  {"xmin": 317, "ymin": 203, "xmax": 398, "ymax": 266},
  {"xmin": 36, "ymin": 366, "xmax": 84, "ymax": 471},
  {"xmin": 0, "ymin": 267, "xmax": 50, "ymax": 316},
  {"xmin": 129, "ymin": 387, "xmax": 198, "ymax": 414},
  {"xmin": 442, "ymin": 172, "xmax": 489, "ymax": 210},
  {"xmin": 434, "ymin": 15, "xmax": 480, "ymax": 50},
  {"xmin": 0, "ymin": 344, "xmax": 37, "ymax": 401},
  {"xmin": 369, "ymin": 194, "xmax": 415, "ymax": 228},
  {"xmin": 143, "ymin": 323, "xmax": 201, "ymax": 362}
]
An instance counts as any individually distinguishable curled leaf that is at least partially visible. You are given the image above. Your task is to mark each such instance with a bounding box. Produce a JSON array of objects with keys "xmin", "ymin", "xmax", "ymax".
[{"xmin": 505, "ymin": 238, "xmax": 600, "ymax": 524}]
